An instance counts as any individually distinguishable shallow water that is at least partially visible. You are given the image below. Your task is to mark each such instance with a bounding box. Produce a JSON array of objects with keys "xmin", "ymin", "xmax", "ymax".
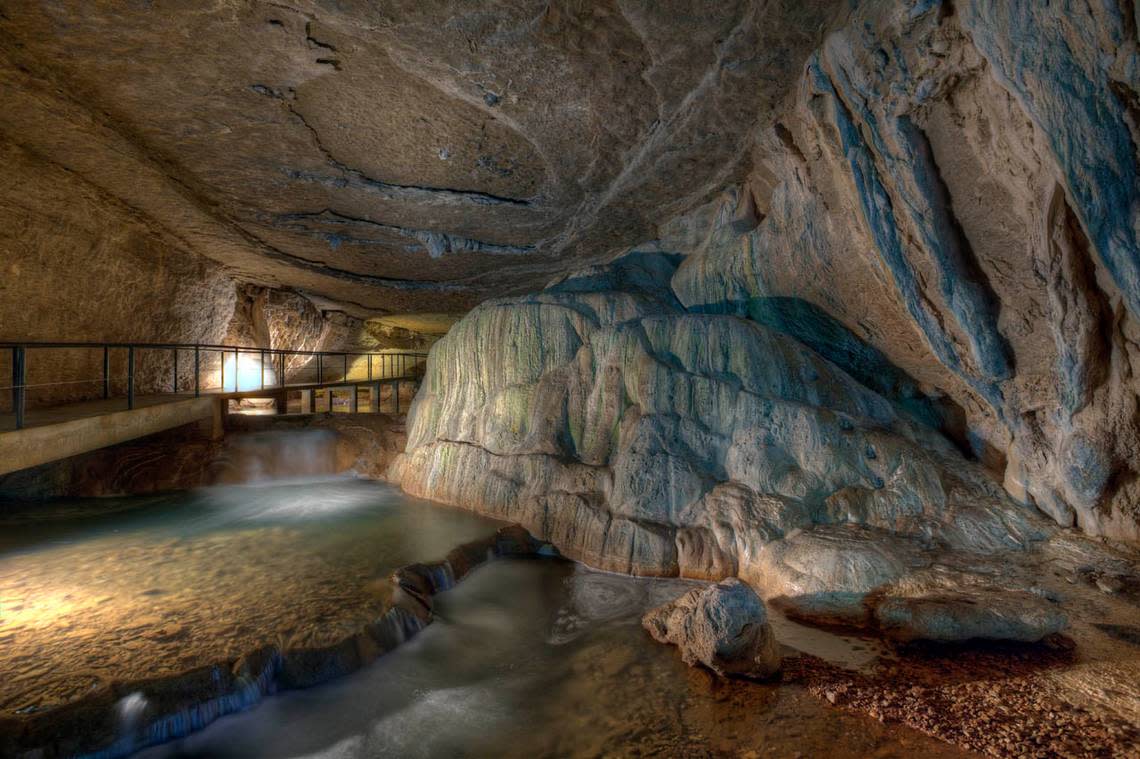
[
  {"xmin": 143, "ymin": 560, "xmax": 968, "ymax": 759},
  {"xmin": 0, "ymin": 479, "xmax": 502, "ymax": 713}
]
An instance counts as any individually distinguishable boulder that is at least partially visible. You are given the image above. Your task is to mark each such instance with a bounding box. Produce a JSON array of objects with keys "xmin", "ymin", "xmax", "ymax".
[{"xmin": 642, "ymin": 578, "xmax": 781, "ymax": 679}]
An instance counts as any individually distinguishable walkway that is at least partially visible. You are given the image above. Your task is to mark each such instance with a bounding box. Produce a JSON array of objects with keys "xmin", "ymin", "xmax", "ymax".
[{"xmin": 0, "ymin": 341, "xmax": 427, "ymax": 475}]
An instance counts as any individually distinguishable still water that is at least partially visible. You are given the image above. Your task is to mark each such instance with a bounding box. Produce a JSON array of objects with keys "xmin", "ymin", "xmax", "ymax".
[
  {"xmin": 0, "ymin": 479, "xmax": 502, "ymax": 714},
  {"xmin": 1, "ymin": 477, "xmax": 969, "ymax": 757}
]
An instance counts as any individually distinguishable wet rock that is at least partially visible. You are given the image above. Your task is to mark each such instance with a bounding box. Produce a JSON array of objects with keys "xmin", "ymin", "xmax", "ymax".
[
  {"xmin": 873, "ymin": 590, "xmax": 1068, "ymax": 644},
  {"xmin": 642, "ymin": 578, "xmax": 781, "ymax": 679}
]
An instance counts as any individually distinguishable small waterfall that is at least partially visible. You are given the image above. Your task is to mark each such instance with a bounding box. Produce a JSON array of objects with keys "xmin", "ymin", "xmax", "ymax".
[{"xmin": 211, "ymin": 429, "xmax": 341, "ymax": 484}]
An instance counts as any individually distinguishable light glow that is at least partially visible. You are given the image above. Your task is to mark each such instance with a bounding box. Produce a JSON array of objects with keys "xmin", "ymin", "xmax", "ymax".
[{"xmin": 222, "ymin": 354, "xmax": 277, "ymax": 392}]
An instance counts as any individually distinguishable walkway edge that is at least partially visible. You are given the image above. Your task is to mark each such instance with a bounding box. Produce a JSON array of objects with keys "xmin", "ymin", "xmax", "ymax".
[{"xmin": 0, "ymin": 397, "xmax": 218, "ymax": 476}]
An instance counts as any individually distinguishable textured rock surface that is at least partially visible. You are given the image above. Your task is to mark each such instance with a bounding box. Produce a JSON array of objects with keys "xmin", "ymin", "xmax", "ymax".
[
  {"xmin": 2, "ymin": 0, "xmax": 1137, "ymax": 639},
  {"xmin": 4, "ymin": 2, "xmax": 1136, "ymax": 538},
  {"xmin": 393, "ymin": 250, "xmax": 1076, "ymax": 641},
  {"xmin": 666, "ymin": 2, "xmax": 1140, "ymax": 542},
  {"xmin": 643, "ymin": 577, "xmax": 781, "ymax": 679},
  {"xmin": 0, "ymin": 138, "xmax": 418, "ymax": 409},
  {"xmin": 0, "ymin": 0, "xmax": 847, "ymax": 322},
  {"xmin": 0, "ymin": 138, "xmax": 404, "ymax": 409}
]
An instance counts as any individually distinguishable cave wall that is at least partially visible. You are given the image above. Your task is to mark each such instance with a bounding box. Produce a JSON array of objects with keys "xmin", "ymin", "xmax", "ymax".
[
  {"xmin": 0, "ymin": 138, "xmax": 386, "ymax": 409},
  {"xmin": 392, "ymin": 1, "xmax": 1139, "ymax": 635},
  {"xmin": 669, "ymin": 0, "xmax": 1140, "ymax": 541},
  {"xmin": 0, "ymin": 138, "xmax": 239, "ymax": 407}
]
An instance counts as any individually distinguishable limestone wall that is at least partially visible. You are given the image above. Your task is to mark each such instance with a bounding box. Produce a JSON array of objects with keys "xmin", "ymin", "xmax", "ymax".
[
  {"xmin": 393, "ymin": 1, "xmax": 1139, "ymax": 639},
  {"xmin": 668, "ymin": 1, "xmax": 1140, "ymax": 542},
  {"xmin": 0, "ymin": 139, "xmax": 237, "ymax": 406}
]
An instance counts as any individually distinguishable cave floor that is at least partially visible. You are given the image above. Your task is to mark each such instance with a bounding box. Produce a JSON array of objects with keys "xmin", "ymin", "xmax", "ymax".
[{"xmin": 0, "ymin": 479, "xmax": 1137, "ymax": 758}]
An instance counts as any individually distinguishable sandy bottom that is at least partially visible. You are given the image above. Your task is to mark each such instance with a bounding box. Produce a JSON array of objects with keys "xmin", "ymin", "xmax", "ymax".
[
  {"xmin": 789, "ymin": 546, "xmax": 1140, "ymax": 759},
  {"xmin": 0, "ymin": 479, "xmax": 502, "ymax": 714}
]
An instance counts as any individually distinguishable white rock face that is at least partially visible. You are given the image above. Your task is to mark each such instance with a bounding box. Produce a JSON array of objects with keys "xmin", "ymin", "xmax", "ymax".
[
  {"xmin": 642, "ymin": 578, "xmax": 781, "ymax": 679},
  {"xmin": 392, "ymin": 0, "xmax": 1140, "ymax": 645},
  {"xmin": 393, "ymin": 250, "xmax": 1069, "ymax": 642},
  {"xmin": 668, "ymin": 1, "xmax": 1140, "ymax": 543}
]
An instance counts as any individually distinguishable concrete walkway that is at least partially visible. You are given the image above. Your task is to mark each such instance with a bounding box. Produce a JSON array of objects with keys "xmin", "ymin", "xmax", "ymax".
[
  {"xmin": 0, "ymin": 393, "xmax": 200, "ymax": 433},
  {"xmin": 0, "ymin": 396, "xmax": 221, "ymax": 476},
  {"xmin": 0, "ymin": 378, "xmax": 419, "ymax": 475}
]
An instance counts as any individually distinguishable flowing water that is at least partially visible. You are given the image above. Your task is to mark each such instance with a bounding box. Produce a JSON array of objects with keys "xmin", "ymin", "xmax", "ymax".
[
  {"xmin": 1, "ymin": 475, "xmax": 971, "ymax": 757},
  {"xmin": 141, "ymin": 559, "xmax": 969, "ymax": 759}
]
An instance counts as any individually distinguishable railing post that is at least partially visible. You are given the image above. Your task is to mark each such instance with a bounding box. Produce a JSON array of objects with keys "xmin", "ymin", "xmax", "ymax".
[
  {"xmin": 368, "ymin": 354, "xmax": 372, "ymax": 382},
  {"xmin": 317, "ymin": 354, "xmax": 322, "ymax": 385},
  {"xmin": 351, "ymin": 385, "xmax": 359, "ymax": 413},
  {"xmin": 343, "ymin": 353, "xmax": 348, "ymax": 382},
  {"xmin": 308, "ymin": 387, "xmax": 317, "ymax": 413},
  {"xmin": 194, "ymin": 346, "xmax": 200, "ymax": 397},
  {"xmin": 372, "ymin": 381, "xmax": 381, "ymax": 413},
  {"xmin": 394, "ymin": 379, "xmax": 400, "ymax": 414},
  {"xmin": 233, "ymin": 347, "xmax": 239, "ymax": 392},
  {"xmin": 103, "ymin": 346, "xmax": 110, "ymax": 400},
  {"xmin": 219, "ymin": 348, "xmax": 225, "ymax": 391},
  {"xmin": 260, "ymin": 349, "xmax": 265, "ymax": 390},
  {"xmin": 173, "ymin": 348, "xmax": 179, "ymax": 393},
  {"xmin": 12, "ymin": 346, "xmax": 26, "ymax": 430},
  {"xmin": 280, "ymin": 352, "xmax": 286, "ymax": 387},
  {"xmin": 127, "ymin": 346, "xmax": 135, "ymax": 410}
]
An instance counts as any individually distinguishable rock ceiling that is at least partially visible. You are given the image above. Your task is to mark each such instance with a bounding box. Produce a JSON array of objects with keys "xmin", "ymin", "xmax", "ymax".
[{"xmin": 0, "ymin": 0, "xmax": 844, "ymax": 321}]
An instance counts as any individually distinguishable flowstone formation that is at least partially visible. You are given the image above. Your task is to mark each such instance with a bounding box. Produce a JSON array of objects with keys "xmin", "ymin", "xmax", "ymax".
[
  {"xmin": 669, "ymin": 1, "xmax": 1140, "ymax": 542},
  {"xmin": 393, "ymin": 251, "xmax": 1073, "ymax": 641},
  {"xmin": 395, "ymin": 1, "xmax": 1140, "ymax": 646}
]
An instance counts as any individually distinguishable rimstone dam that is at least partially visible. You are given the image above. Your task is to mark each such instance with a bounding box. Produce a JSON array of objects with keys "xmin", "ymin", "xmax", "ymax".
[{"xmin": 0, "ymin": 2, "xmax": 1138, "ymax": 757}]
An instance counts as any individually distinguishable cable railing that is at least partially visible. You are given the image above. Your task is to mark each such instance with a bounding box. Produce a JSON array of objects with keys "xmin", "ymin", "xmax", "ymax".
[{"xmin": 0, "ymin": 341, "xmax": 429, "ymax": 430}]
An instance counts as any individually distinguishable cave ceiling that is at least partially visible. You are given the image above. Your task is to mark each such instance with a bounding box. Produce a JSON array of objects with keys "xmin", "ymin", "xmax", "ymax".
[{"xmin": 0, "ymin": 0, "xmax": 844, "ymax": 321}]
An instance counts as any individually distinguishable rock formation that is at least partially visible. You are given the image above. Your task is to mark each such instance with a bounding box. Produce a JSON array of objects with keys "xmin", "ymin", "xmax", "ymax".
[
  {"xmin": 389, "ymin": 3, "xmax": 1140, "ymax": 618},
  {"xmin": 393, "ymin": 248, "xmax": 1085, "ymax": 640},
  {"xmin": 643, "ymin": 577, "xmax": 782, "ymax": 679},
  {"xmin": 0, "ymin": 0, "xmax": 1136, "ymax": 641},
  {"xmin": 0, "ymin": 0, "xmax": 848, "ymax": 320},
  {"xmin": 668, "ymin": 1, "xmax": 1140, "ymax": 543}
]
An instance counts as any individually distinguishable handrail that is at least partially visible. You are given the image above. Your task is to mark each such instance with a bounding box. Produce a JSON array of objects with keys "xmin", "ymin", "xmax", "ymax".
[
  {"xmin": 0, "ymin": 340, "xmax": 428, "ymax": 358},
  {"xmin": 3, "ymin": 341, "xmax": 429, "ymax": 429}
]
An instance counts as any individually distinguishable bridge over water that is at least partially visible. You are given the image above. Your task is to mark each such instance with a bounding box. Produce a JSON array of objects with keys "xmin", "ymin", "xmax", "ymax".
[{"xmin": 0, "ymin": 341, "xmax": 428, "ymax": 476}]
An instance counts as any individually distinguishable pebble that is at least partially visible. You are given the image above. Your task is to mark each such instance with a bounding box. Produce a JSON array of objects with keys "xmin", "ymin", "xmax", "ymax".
[{"xmin": 1095, "ymin": 575, "xmax": 1123, "ymax": 594}]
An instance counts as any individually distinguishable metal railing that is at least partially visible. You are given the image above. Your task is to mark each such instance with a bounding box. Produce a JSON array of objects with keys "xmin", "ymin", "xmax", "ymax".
[{"xmin": 1, "ymin": 341, "xmax": 429, "ymax": 429}]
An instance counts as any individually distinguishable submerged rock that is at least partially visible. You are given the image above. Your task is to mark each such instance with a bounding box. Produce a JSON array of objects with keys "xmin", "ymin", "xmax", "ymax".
[{"xmin": 642, "ymin": 578, "xmax": 781, "ymax": 679}]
